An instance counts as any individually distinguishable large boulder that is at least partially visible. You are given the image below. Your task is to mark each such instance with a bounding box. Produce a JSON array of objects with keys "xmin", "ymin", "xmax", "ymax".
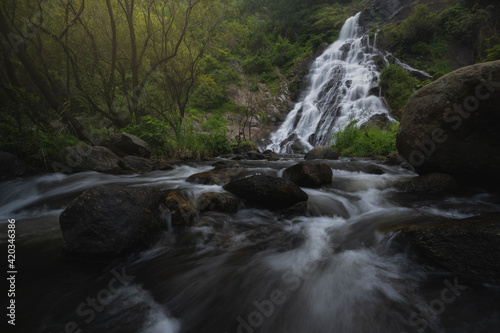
[
  {"xmin": 305, "ymin": 146, "xmax": 339, "ymax": 160},
  {"xmin": 397, "ymin": 61, "xmax": 500, "ymax": 185},
  {"xmin": 109, "ymin": 132, "xmax": 151, "ymax": 157},
  {"xmin": 283, "ymin": 161, "xmax": 333, "ymax": 188},
  {"xmin": 223, "ymin": 175, "xmax": 308, "ymax": 209},
  {"xmin": 0, "ymin": 152, "xmax": 29, "ymax": 181},
  {"xmin": 59, "ymin": 146, "xmax": 122, "ymax": 174},
  {"xmin": 400, "ymin": 213, "xmax": 500, "ymax": 284},
  {"xmin": 59, "ymin": 186, "xmax": 168, "ymax": 259},
  {"xmin": 165, "ymin": 191, "xmax": 198, "ymax": 226}
]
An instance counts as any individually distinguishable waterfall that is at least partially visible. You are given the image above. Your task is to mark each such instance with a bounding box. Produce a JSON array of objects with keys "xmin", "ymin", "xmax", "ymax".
[{"xmin": 267, "ymin": 13, "xmax": 393, "ymax": 153}]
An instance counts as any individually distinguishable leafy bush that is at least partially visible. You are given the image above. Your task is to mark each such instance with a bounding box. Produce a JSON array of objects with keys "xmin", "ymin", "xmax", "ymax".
[
  {"xmin": 190, "ymin": 75, "xmax": 227, "ymax": 110},
  {"xmin": 481, "ymin": 44, "xmax": 500, "ymax": 62},
  {"xmin": 202, "ymin": 114, "xmax": 227, "ymax": 132},
  {"xmin": 379, "ymin": 64, "xmax": 421, "ymax": 117},
  {"xmin": 397, "ymin": 5, "xmax": 439, "ymax": 46},
  {"xmin": 330, "ymin": 119, "xmax": 398, "ymax": 157},
  {"xmin": 172, "ymin": 120, "xmax": 232, "ymax": 159},
  {"xmin": 242, "ymin": 54, "xmax": 273, "ymax": 74},
  {"xmin": 232, "ymin": 139, "xmax": 257, "ymax": 153},
  {"xmin": 0, "ymin": 110, "xmax": 87, "ymax": 170},
  {"xmin": 122, "ymin": 116, "xmax": 171, "ymax": 156}
]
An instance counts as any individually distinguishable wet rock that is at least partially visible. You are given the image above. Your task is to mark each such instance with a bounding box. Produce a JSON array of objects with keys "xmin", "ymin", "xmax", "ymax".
[
  {"xmin": 0, "ymin": 152, "xmax": 29, "ymax": 181},
  {"xmin": 165, "ymin": 191, "xmax": 198, "ymax": 226},
  {"xmin": 305, "ymin": 146, "xmax": 339, "ymax": 160},
  {"xmin": 280, "ymin": 133, "xmax": 307, "ymax": 153},
  {"xmin": 385, "ymin": 152, "xmax": 403, "ymax": 166},
  {"xmin": 109, "ymin": 132, "xmax": 150, "ymax": 157},
  {"xmin": 283, "ymin": 161, "xmax": 333, "ymax": 188},
  {"xmin": 280, "ymin": 201, "xmax": 308, "ymax": 216},
  {"xmin": 186, "ymin": 168, "xmax": 243, "ymax": 186},
  {"xmin": 263, "ymin": 150, "xmax": 280, "ymax": 161},
  {"xmin": 394, "ymin": 173, "xmax": 459, "ymax": 194},
  {"xmin": 59, "ymin": 186, "xmax": 168, "ymax": 259},
  {"xmin": 360, "ymin": 113, "xmax": 394, "ymax": 131},
  {"xmin": 223, "ymin": 175, "xmax": 308, "ymax": 209},
  {"xmin": 400, "ymin": 213, "xmax": 500, "ymax": 284},
  {"xmin": 60, "ymin": 146, "xmax": 122, "ymax": 174},
  {"xmin": 397, "ymin": 60, "xmax": 500, "ymax": 186},
  {"xmin": 199, "ymin": 192, "xmax": 240, "ymax": 213},
  {"xmin": 361, "ymin": 164, "xmax": 386, "ymax": 175},
  {"xmin": 368, "ymin": 82, "xmax": 380, "ymax": 96},
  {"xmin": 155, "ymin": 161, "xmax": 174, "ymax": 171},
  {"xmin": 118, "ymin": 156, "xmax": 156, "ymax": 174}
]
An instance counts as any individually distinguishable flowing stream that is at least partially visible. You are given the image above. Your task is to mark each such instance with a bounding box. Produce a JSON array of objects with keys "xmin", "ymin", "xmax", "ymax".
[
  {"xmin": 2, "ymin": 158, "xmax": 500, "ymax": 333},
  {"xmin": 267, "ymin": 13, "xmax": 393, "ymax": 153}
]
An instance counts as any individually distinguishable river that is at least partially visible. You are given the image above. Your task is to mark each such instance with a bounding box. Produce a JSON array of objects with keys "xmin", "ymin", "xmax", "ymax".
[{"xmin": 2, "ymin": 157, "xmax": 500, "ymax": 333}]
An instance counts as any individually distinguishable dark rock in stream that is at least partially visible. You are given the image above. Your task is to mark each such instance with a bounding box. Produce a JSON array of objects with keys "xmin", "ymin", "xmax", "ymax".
[
  {"xmin": 223, "ymin": 175, "xmax": 308, "ymax": 210},
  {"xmin": 283, "ymin": 161, "xmax": 333, "ymax": 188},
  {"xmin": 399, "ymin": 213, "xmax": 500, "ymax": 284},
  {"xmin": 165, "ymin": 191, "xmax": 198, "ymax": 226},
  {"xmin": 305, "ymin": 146, "xmax": 339, "ymax": 160},
  {"xmin": 394, "ymin": 173, "xmax": 459, "ymax": 194},
  {"xmin": 199, "ymin": 192, "xmax": 240, "ymax": 213},
  {"xmin": 186, "ymin": 168, "xmax": 243, "ymax": 186},
  {"xmin": 59, "ymin": 186, "xmax": 168, "ymax": 260}
]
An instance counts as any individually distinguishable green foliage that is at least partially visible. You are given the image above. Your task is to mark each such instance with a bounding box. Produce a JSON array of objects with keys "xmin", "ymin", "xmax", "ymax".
[
  {"xmin": 330, "ymin": 120, "xmax": 398, "ymax": 157},
  {"xmin": 201, "ymin": 115, "xmax": 227, "ymax": 132},
  {"xmin": 397, "ymin": 5, "xmax": 440, "ymax": 46},
  {"xmin": 122, "ymin": 116, "xmax": 171, "ymax": 156},
  {"xmin": 0, "ymin": 114, "xmax": 83, "ymax": 170},
  {"xmin": 242, "ymin": 54, "xmax": 272, "ymax": 74},
  {"xmin": 190, "ymin": 75, "xmax": 227, "ymax": 111},
  {"xmin": 481, "ymin": 44, "xmax": 500, "ymax": 62},
  {"xmin": 172, "ymin": 120, "xmax": 232, "ymax": 159},
  {"xmin": 121, "ymin": 115, "xmax": 232, "ymax": 159},
  {"xmin": 232, "ymin": 139, "xmax": 257, "ymax": 153},
  {"xmin": 380, "ymin": 4, "xmax": 451, "ymax": 76},
  {"xmin": 379, "ymin": 64, "xmax": 422, "ymax": 117},
  {"xmin": 379, "ymin": 2, "xmax": 500, "ymax": 74}
]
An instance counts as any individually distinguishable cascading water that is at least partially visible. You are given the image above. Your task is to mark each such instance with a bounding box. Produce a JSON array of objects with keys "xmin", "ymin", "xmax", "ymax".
[{"xmin": 267, "ymin": 13, "xmax": 393, "ymax": 153}]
